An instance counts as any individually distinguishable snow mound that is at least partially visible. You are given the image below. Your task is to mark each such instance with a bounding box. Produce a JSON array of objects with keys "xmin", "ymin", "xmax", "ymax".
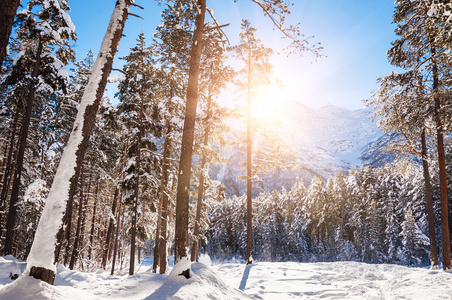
[
  {"xmin": 0, "ymin": 256, "xmax": 248, "ymax": 300},
  {"xmin": 157, "ymin": 260, "xmax": 249, "ymax": 299},
  {"xmin": 0, "ymin": 275, "xmax": 92, "ymax": 300},
  {"xmin": 0, "ymin": 255, "xmax": 26, "ymax": 285}
]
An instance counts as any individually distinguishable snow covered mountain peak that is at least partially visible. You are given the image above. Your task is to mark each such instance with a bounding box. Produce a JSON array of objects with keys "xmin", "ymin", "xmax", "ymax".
[{"xmin": 214, "ymin": 101, "xmax": 392, "ymax": 196}]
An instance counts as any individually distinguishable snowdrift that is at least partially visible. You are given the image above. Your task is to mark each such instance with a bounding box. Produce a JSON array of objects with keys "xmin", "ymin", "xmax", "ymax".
[
  {"xmin": 1, "ymin": 256, "xmax": 452, "ymax": 299},
  {"xmin": 0, "ymin": 256, "xmax": 248, "ymax": 300}
]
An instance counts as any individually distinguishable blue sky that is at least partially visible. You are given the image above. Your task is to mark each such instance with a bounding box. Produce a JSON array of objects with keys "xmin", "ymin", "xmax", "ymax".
[{"xmin": 69, "ymin": 1, "xmax": 397, "ymax": 110}]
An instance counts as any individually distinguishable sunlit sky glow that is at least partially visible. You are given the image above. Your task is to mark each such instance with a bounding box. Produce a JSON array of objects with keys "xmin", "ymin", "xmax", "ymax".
[{"xmin": 69, "ymin": 0, "xmax": 397, "ymax": 111}]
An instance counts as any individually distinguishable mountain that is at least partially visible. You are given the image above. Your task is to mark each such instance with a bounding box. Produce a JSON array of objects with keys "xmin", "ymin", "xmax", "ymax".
[{"xmin": 210, "ymin": 101, "xmax": 394, "ymax": 197}]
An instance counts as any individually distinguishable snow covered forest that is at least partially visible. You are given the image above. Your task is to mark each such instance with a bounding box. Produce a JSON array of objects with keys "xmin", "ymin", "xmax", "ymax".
[{"xmin": 1, "ymin": 0, "xmax": 452, "ymax": 298}]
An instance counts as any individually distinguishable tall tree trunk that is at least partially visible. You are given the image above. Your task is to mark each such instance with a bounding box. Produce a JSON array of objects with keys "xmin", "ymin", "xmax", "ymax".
[
  {"xmin": 55, "ymin": 164, "xmax": 80, "ymax": 265},
  {"xmin": 102, "ymin": 187, "xmax": 119, "ymax": 269},
  {"xmin": 153, "ymin": 193, "xmax": 162, "ymax": 273},
  {"xmin": 89, "ymin": 181, "xmax": 99, "ymax": 261},
  {"xmin": 156, "ymin": 86, "xmax": 175, "ymax": 274},
  {"xmin": 79, "ymin": 179, "xmax": 91, "ymax": 265},
  {"xmin": 110, "ymin": 201, "xmax": 122, "ymax": 275},
  {"xmin": 158, "ymin": 122, "xmax": 173, "ymax": 274},
  {"xmin": 0, "ymin": 0, "xmax": 21, "ymax": 67},
  {"xmin": 174, "ymin": 0, "xmax": 206, "ymax": 273},
  {"xmin": 27, "ymin": 0, "xmax": 131, "ymax": 285},
  {"xmin": 431, "ymin": 53, "xmax": 451, "ymax": 270},
  {"xmin": 62, "ymin": 181, "xmax": 78, "ymax": 266},
  {"xmin": 0, "ymin": 109, "xmax": 19, "ymax": 191},
  {"xmin": 0, "ymin": 110, "xmax": 21, "ymax": 238},
  {"xmin": 421, "ymin": 128, "xmax": 438, "ymax": 268},
  {"xmin": 119, "ymin": 205, "xmax": 126, "ymax": 271},
  {"xmin": 69, "ymin": 166, "xmax": 85, "ymax": 270},
  {"xmin": 191, "ymin": 94, "xmax": 212, "ymax": 262},
  {"xmin": 129, "ymin": 96, "xmax": 144, "ymax": 276},
  {"xmin": 4, "ymin": 38, "xmax": 43, "ymax": 255},
  {"xmin": 246, "ymin": 45, "xmax": 253, "ymax": 265}
]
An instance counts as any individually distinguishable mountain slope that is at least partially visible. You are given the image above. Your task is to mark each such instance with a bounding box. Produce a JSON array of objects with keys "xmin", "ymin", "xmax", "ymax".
[{"xmin": 211, "ymin": 102, "xmax": 393, "ymax": 196}]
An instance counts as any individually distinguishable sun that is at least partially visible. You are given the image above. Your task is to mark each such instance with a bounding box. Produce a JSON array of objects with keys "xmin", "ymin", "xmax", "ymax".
[{"xmin": 250, "ymin": 84, "xmax": 286, "ymax": 125}]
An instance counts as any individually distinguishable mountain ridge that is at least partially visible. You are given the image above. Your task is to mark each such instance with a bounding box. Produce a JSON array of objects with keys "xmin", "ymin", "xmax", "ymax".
[{"xmin": 211, "ymin": 101, "xmax": 393, "ymax": 197}]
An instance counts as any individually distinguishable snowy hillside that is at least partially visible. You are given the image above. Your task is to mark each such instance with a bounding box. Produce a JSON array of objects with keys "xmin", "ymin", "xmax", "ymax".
[
  {"xmin": 1, "ymin": 255, "xmax": 452, "ymax": 299},
  {"xmin": 213, "ymin": 102, "xmax": 393, "ymax": 196},
  {"xmin": 282, "ymin": 102, "xmax": 386, "ymax": 169}
]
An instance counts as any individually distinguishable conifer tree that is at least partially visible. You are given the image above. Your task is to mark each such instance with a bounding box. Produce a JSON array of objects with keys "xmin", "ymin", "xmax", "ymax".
[
  {"xmin": 117, "ymin": 33, "xmax": 161, "ymax": 275},
  {"xmin": 2, "ymin": 0, "xmax": 76, "ymax": 256},
  {"xmin": 26, "ymin": 0, "xmax": 131, "ymax": 284},
  {"xmin": 370, "ymin": 0, "xmax": 451, "ymax": 269},
  {"xmin": 173, "ymin": 0, "xmax": 322, "ymax": 274},
  {"xmin": 150, "ymin": 0, "xmax": 194, "ymax": 274},
  {"xmin": 190, "ymin": 22, "xmax": 234, "ymax": 262}
]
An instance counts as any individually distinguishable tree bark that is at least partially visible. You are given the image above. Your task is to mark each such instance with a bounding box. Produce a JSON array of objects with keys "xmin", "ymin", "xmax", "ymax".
[
  {"xmin": 421, "ymin": 128, "xmax": 438, "ymax": 268},
  {"xmin": 432, "ymin": 54, "xmax": 451, "ymax": 270},
  {"xmin": 79, "ymin": 179, "xmax": 91, "ymax": 268},
  {"xmin": 102, "ymin": 187, "xmax": 118, "ymax": 269},
  {"xmin": 4, "ymin": 38, "xmax": 43, "ymax": 255},
  {"xmin": 26, "ymin": 0, "xmax": 130, "ymax": 284},
  {"xmin": 191, "ymin": 94, "xmax": 212, "ymax": 262},
  {"xmin": 89, "ymin": 181, "xmax": 99, "ymax": 261},
  {"xmin": 0, "ymin": 0, "xmax": 21, "ymax": 67},
  {"xmin": 246, "ymin": 44, "xmax": 253, "ymax": 265},
  {"xmin": 174, "ymin": 0, "xmax": 206, "ymax": 273},
  {"xmin": 129, "ymin": 95, "xmax": 144, "ymax": 276},
  {"xmin": 158, "ymin": 121, "xmax": 172, "ymax": 274},
  {"xmin": 62, "ymin": 182, "xmax": 77, "ymax": 265},
  {"xmin": 119, "ymin": 205, "xmax": 126, "ymax": 271},
  {"xmin": 0, "ymin": 109, "xmax": 19, "ymax": 197},
  {"xmin": 69, "ymin": 166, "xmax": 85, "ymax": 270},
  {"xmin": 110, "ymin": 201, "xmax": 122, "ymax": 275},
  {"xmin": 0, "ymin": 110, "xmax": 20, "ymax": 238}
]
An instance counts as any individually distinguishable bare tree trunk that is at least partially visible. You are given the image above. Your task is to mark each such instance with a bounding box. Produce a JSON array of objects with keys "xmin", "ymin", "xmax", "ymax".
[
  {"xmin": 27, "ymin": 0, "xmax": 131, "ymax": 284},
  {"xmin": 191, "ymin": 94, "xmax": 212, "ymax": 262},
  {"xmin": 153, "ymin": 193, "xmax": 162, "ymax": 273},
  {"xmin": 4, "ymin": 38, "xmax": 43, "ymax": 255},
  {"xmin": 421, "ymin": 128, "xmax": 438, "ymax": 268},
  {"xmin": 0, "ymin": 110, "xmax": 20, "ymax": 238},
  {"xmin": 158, "ymin": 122, "xmax": 172, "ymax": 274},
  {"xmin": 62, "ymin": 182, "xmax": 77, "ymax": 265},
  {"xmin": 79, "ymin": 179, "xmax": 91, "ymax": 264},
  {"xmin": 0, "ymin": 109, "xmax": 19, "ymax": 191},
  {"xmin": 119, "ymin": 205, "xmax": 126, "ymax": 271},
  {"xmin": 111, "ymin": 201, "xmax": 122, "ymax": 275},
  {"xmin": 432, "ymin": 53, "xmax": 451, "ymax": 270},
  {"xmin": 89, "ymin": 181, "xmax": 99, "ymax": 261},
  {"xmin": 102, "ymin": 187, "xmax": 118, "ymax": 269},
  {"xmin": 0, "ymin": 0, "xmax": 21, "ymax": 67},
  {"xmin": 174, "ymin": 0, "xmax": 206, "ymax": 274},
  {"xmin": 69, "ymin": 166, "xmax": 85, "ymax": 270},
  {"xmin": 246, "ymin": 46, "xmax": 253, "ymax": 265},
  {"xmin": 55, "ymin": 165, "xmax": 80, "ymax": 265},
  {"xmin": 129, "ymin": 95, "xmax": 144, "ymax": 276}
]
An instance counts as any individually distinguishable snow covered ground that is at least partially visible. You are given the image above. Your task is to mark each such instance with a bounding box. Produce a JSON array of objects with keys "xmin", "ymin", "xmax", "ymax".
[{"xmin": 0, "ymin": 255, "xmax": 451, "ymax": 299}]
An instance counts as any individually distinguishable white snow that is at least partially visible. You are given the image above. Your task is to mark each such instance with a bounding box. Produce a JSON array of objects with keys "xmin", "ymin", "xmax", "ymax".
[{"xmin": 1, "ymin": 256, "xmax": 452, "ymax": 299}]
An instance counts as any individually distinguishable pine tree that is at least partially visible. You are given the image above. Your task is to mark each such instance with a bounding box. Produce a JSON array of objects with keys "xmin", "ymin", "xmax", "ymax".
[
  {"xmin": 150, "ymin": 0, "xmax": 194, "ymax": 274},
  {"xmin": 117, "ymin": 32, "xmax": 161, "ymax": 275},
  {"xmin": 26, "ymin": 0, "xmax": 131, "ymax": 284},
  {"xmin": 369, "ymin": 0, "xmax": 451, "ymax": 269},
  {"xmin": 173, "ymin": 0, "xmax": 322, "ymax": 274},
  {"xmin": 2, "ymin": 0, "xmax": 76, "ymax": 256},
  {"xmin": 229, "ymin": 19, "xmax": 285, "ymax": 265}
]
